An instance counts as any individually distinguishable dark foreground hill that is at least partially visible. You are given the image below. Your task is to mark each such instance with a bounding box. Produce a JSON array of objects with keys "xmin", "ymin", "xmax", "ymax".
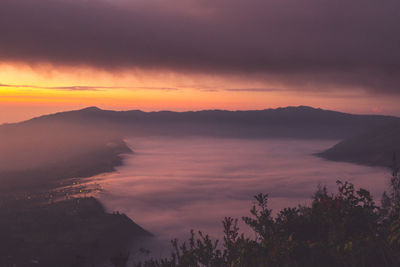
[
  {"xmin": 318, "ymin": 121, "xmax": 400, "ymax": 168},
  {"xmin": 0, "ymin": 197, "xmax": 151, "ymax": 267}
]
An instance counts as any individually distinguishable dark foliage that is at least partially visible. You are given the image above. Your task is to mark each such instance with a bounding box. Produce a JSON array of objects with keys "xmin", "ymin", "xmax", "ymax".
[{"xmin": 136, "ymin": 177, "xmax": 400, "ymax": 267}]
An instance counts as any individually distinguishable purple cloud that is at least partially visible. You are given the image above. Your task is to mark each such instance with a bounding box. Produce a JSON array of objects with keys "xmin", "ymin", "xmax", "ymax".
[{"xmin": 0, "ymin": 0, "xmax": 399, "ymax": 94}]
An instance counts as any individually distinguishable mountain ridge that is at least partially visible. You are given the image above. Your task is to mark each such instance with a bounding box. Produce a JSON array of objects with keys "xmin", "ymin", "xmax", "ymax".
[{"xmin": 7, "ymin": 105, "xmax": 398, "ymax": 140}]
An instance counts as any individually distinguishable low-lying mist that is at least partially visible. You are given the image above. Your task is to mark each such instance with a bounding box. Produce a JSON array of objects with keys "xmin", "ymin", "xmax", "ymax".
[{"xmin": 95, "ymin": 137, "xmax": 388, "ymax": 242}]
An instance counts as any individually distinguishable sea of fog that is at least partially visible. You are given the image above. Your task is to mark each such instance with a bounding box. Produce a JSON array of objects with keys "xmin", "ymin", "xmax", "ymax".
[{"xmin": 93, "ymin": 137, "xmax": 389, "ymax": 243}]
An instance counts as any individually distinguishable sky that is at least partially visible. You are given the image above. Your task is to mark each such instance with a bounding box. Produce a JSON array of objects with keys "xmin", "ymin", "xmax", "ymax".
[{"xmin": 1, "ymin": 0, "xmax": 400, "ymax": 123}]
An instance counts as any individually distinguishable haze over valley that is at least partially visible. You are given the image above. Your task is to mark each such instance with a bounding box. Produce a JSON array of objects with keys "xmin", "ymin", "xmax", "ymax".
[{"xmin": 0, "ymin": 106, "xmax": 397, "ymax": 243}]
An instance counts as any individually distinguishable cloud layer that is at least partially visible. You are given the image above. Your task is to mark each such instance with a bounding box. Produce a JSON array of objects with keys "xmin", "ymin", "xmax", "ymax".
[
  {"xmin": 1, "ymin": 0, "xmax": 399, "ymax": 93},
  {"xmin": 0, "ymin": 83, "xmax": 179, "ymax": 91}
]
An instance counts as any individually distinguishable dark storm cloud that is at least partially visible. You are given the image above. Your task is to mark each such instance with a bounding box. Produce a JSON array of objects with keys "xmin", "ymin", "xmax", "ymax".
[{"xmin": 0, "ymin": 0, "xmax": 399, "ymax": 93}]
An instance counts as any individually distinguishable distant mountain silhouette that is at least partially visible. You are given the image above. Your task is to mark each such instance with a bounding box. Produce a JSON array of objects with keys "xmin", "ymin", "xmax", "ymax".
[
  {"xmin": 10, "ymin": 105, "xmax": 399, "ymax": 139},
  {"xmin": 318, "ymin": 121, "xmax": 400, "ymax": 168}
]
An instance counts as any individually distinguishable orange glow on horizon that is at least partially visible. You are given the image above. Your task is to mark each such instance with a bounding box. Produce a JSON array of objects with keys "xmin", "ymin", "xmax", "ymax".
[{"xmin": 1, "ymin": 62, "xmax": 399, "ymax": 124}]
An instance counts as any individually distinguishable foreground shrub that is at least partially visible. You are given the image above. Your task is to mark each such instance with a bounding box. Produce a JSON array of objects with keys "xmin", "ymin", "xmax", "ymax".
[{"xmin": 135, "ymin": 179, "xmax": 400, "ymax": 267}]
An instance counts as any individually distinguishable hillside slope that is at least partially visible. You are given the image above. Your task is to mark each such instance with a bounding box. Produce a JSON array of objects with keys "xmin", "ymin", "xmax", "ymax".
[{"xmin": 318, "ymin": 121, "xmax": 400, "ymax": 168}]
